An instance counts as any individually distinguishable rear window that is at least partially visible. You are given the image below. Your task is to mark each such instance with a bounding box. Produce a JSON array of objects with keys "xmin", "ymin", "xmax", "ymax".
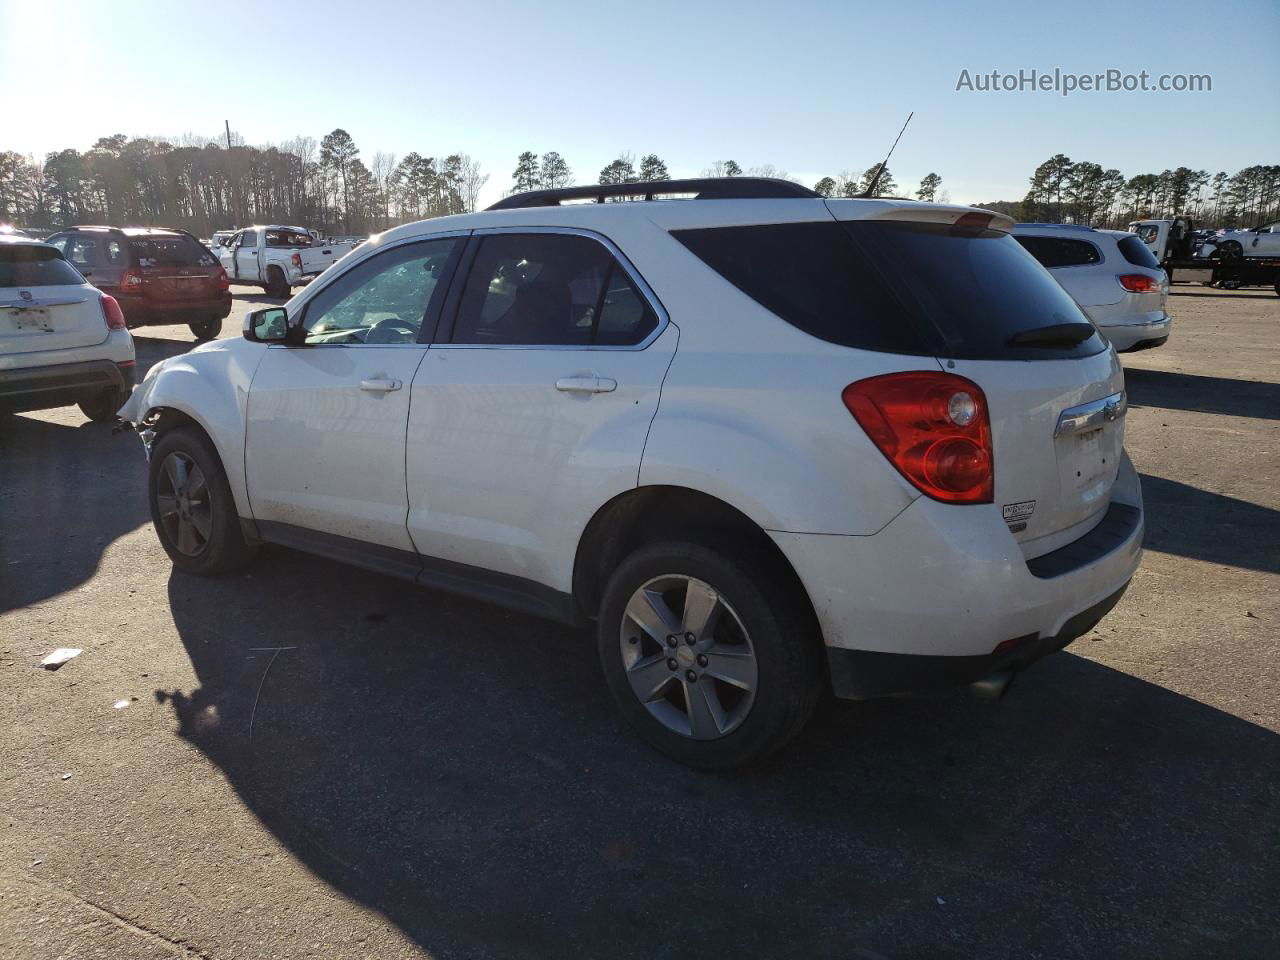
[
  {"xmin": 672, "ymin": 220, "xmax": 1104, "ymax": 361},
  {"xmin": 1117, "ymin": 234, "xmax": 1162, "ymax": 269},
  {"xmin": 129, "ymin": 236, "xmax": 217, "ymax": 268},
  {"xmin": 0, "ymin": 245, "xmax": 85, "ymax": 287},
  {"xmin": 265, "ymin": 230, "xmax": 313, "ymax": 248},
  {"xmin": 1014, "ymin": 235, "xmax": 1102, "ymax": 268}
]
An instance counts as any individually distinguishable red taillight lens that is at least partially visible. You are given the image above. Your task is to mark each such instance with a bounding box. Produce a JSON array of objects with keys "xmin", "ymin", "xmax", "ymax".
[
  {"xmin": 100, "ymin": 294, "xmax": 127, "ymax": 330},
  {"xmin": 291, "ymin": 252, "xmax": 302, "ymax": 269},
  {"xmin": 842, "ymin": 372, "xmax": 994, "ymax": 504},
  {"xmin": 1118, "ymin": 273, "xmax": 1158, "ymax": 293},
  {"xmin": 121, "ymin": 267, "xmax": 144, "ymax": 289},
  {"xmin": 216, "ymin": 267, "xmax": 229, "ymax": 291}
]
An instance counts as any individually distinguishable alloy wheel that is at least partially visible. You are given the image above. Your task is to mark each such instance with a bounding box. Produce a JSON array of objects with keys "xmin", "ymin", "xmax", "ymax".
[
  {"xmin": 155, "ymin": 451, "xmax": 212, "ymax": 557},
  {"xmin": 618, "ymin": 575, "xmax": 758, "ymax": 740}
]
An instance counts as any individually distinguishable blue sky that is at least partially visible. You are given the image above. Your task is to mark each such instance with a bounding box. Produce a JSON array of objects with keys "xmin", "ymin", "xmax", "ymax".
[{"xmin": 3, "ymin": 0, "xmax": 1277, "ymax": 207}]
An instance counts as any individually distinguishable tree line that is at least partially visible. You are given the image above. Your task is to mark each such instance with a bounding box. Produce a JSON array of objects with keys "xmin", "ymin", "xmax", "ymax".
[
  {"xmin": 0, "ymin": 129, "xmax": 488, "ymax": 237},
  {"xmin": 998, "ymin": 156, "xmax": 1280, "ymax": 228}
]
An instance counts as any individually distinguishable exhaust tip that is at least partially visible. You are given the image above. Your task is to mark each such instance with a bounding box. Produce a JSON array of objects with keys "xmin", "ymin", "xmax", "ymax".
[{"xmin": 969, "ymin": 668, "xmax": 1015, "ymax": 702}]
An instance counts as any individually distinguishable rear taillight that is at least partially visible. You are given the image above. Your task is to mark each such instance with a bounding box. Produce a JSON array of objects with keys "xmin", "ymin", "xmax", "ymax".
[
  {"xmin": 100, "ymin": 294, "xmax": 127, "ymax": 330},
  {"xmin": 1118, "ymin": 274, "xmax": 1159, "ymax": 293},
  {"xmin": 217, "ymin": 266, "xmax": 229, "ymax": 291},
  {"xmin": 291, "ymin": 252, "xmax": 303, "ymax": 269},
  {"xmin": 121, "ymin": 267, "xmax": 144, "ymax": 289},
  {"xmin": 842, "ymin": 372, "xmax": 994, "ymax": 504}
]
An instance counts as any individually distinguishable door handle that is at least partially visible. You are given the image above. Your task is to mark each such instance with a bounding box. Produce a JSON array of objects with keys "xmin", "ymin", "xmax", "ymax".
[
  {"xmin": 360, "ymin": 378, "xmax": 402, "ymax": 392},
  {"xmin": 555, "ymin": 376, "xmax": 617, "ymax": 394}
]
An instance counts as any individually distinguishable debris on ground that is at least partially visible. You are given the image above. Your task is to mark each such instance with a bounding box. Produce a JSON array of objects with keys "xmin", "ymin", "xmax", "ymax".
[
  {"xmin": 60, "ymin": 772, "xmax": 72, "ymax": 781},
  {"xmin": 40, "ymin": 648, "xmax": 82, "ymax": 670}
]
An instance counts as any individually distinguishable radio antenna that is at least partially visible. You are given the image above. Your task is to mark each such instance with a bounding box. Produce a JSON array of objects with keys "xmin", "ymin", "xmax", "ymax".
[{"xmin": 859, "ymin": 111, "xmax": 913, "ymax": 198}]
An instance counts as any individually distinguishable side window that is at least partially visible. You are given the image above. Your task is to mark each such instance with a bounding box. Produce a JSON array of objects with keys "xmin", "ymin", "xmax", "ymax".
[
  {"xmin": 596, "ymin": 268, "xmax": 658, "ymax": 346},
  {"xmin": 238, "ymin": 231, "xmax": 256, "ymax": 249},
  {"xmin": 451, "ymin": 233, "xmax": 652, "ymax": 346},
  {"xmin": 1014, "ymin": 235, "xmax": 1102, "ymax": 268},
  {"xmin": 66, "ymin": 236, "xmax": 102, "ymax": 268},
  {"xmin": 106, "ymin": 239, "xmax": 127, "ymax": 264},
  {"xmin": 47, "ymin": 235, "xmax": 69, "ymax": 253},
  {"xmin": 302, "ymin": 237, "xmax": 459, "ymax": 345}
]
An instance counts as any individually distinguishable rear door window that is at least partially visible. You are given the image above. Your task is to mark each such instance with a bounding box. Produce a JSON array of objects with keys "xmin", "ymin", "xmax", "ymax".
[
  {"xmin": 0, "ymin": 245, "xmax": 85, "ymax": 287},
  {"xmin": 65, "ymin": 235, "xmax": 103, "ymax": 270},
  {"xmin": 673, "ymin": 220, "xmax": 1104, "ymax": 361},
  {"xmin": 1116, "ymin": 234, "xmax": 1162, "ymax": 269},
  {"xmin": 1014, "ymin": 235, "xmax": 1102, "ymax": 268},
  {"xmin": 451, "ymin": 233, "xmax": 655, "ymax": 346}
]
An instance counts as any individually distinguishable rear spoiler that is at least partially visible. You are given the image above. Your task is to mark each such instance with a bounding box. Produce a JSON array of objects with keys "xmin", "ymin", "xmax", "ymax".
[{"xmin": 826, "ymin": 199, "xmax": 1016, "ymax": 234}]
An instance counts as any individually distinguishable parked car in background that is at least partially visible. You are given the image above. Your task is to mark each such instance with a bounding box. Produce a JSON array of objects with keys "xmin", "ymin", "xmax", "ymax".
[
  {"xmin": 1199, "ymin": 219, "xmax": 1280, "ymax": 259},
  {"xmin": 207, "ymin": 231, "xmax": 235, "ymax": 255},
  {"xmin": 121, "ymin": 179, "xmax": 1144, "ymax": 769},
  {"xmin": 217, "ymin": 225, "xmax": 356, "ymax": 297},
  {"xmin": 1, "ymin": 235, "xmax": 134, "ymax": 421},
  {"xmin": 1014, "ymin": 223, "xmax": 1170, "ymax": 352},
  {"xmin": 44, "ymin": 226, "xmax": 231, "ymax": 341}
]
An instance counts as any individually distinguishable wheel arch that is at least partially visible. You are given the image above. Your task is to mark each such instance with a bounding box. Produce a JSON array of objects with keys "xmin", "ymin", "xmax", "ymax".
[{"xmin": 572, "ymin": 485, "xmax": 821, "ymax": 638}]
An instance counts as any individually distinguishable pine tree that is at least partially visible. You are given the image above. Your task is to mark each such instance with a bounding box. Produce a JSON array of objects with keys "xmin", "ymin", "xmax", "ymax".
[
  {"xmin": 915, "ymin": 172, "xmax": 942, "ymax": 202},
  {"xmin": 512, "ymin": 151, "xmax": 540, "ymax": 193},
  {"xmin": 813, "ymin": 177, "xmax": 836, "ymax": 197},
  {"xmin": 540, "ymin": 152, "xmax": 572, "ymax": 189},
  {"xmin": 638, "ymin": 154, "xmax": 670, "ymax": 182}
]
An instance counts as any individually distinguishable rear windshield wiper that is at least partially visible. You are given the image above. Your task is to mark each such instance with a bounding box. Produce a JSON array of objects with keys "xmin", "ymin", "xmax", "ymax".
[{"xmin": 1006, "ymin": 323, "xmax": 1096, "ymax": 347}]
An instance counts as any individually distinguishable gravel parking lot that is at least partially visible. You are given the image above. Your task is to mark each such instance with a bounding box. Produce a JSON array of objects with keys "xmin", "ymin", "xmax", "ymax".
[{"xmin": 2, "ymin": 284, "xmax": 1277, "ymax": 959}]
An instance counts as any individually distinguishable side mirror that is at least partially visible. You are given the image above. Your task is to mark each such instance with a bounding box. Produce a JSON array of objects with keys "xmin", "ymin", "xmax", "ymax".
[{"xmin": 244, "ymin": 307, "xmax": 289, "ymax": 343}]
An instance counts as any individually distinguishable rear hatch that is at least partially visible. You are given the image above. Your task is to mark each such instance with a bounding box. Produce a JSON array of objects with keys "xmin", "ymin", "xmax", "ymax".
[
  {"xmin": 129, "ymin": 235, "xmax": 223, "ymax": 301},
  {"xmin": 826, "ymin": 203, "xmax": 1125, "ymax": 551},
  {"xmin": 0, "ymin": 245, "xmax": 107, "ymax": 355}
]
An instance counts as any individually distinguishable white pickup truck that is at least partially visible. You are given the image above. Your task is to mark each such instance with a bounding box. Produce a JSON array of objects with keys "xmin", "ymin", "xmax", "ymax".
[{"xmin": 218, "ymin": 225, "xmax": 356, "ymax": 297}]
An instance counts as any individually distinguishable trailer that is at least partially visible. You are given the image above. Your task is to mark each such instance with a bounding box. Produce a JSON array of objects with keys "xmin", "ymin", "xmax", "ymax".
[{"xmin": 1129, "ymin": 218, "xmax": 1280, "ymax": 295}]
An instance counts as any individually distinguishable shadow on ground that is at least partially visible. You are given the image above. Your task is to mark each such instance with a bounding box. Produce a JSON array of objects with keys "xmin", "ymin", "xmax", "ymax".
[
  {"xmin": 0, "ymin": 335, "xmax": 192, "ymax": 612},
  {"xmin": 1126, "ymin": 367, "xmax": 1280, "ymax": 421},
  {"xmin": 160, "ymin": 552, "xmax": 1280, "ymax": 959},
  {"xmin": 1169, "ymin": 288, "xmax": 1277, "ymax": 300},
  {"xmin": 1140, "ymin": 474, "xmax": 1280, "ymax": 574}
]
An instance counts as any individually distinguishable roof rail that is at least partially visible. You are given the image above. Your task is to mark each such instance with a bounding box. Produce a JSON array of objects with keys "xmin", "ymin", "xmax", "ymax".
[{"xmin": 488, "ymin": 177, "xmax": 820, "ymax": 210}]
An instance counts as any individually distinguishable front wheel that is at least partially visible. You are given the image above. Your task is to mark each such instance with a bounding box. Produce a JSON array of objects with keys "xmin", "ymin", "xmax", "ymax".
[
  {"xmin": 148, "ymin": 426, "xmax": 256, "ymax": 576},
  {"xmin": 597, "ymin": 541, "xmax": 823, "ymax": 769},
  {"xmin": 189, "ymin": 317, "xmax": 222, "ymax": 340}
]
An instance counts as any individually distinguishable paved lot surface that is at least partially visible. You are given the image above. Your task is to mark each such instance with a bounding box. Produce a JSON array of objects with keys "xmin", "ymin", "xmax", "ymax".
[{"xmin": 2, "ymin": 284, "xmax": 1277, "ymax": 959}]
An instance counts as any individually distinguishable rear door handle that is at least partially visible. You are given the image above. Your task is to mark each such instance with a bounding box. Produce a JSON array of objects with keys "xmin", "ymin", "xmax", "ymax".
[
  {"xmin": 555, "ymin": 376, "xmax": 617, "ymax": 394},
  {"xmin": 360, "ymin": 378, "xmax": 402, "ymax": 392}
]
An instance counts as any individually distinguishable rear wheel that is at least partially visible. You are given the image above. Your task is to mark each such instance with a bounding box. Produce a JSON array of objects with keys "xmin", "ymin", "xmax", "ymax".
[
  {"xmin": 78, "ymin": 388, "xmax": 128, "ymax": 422},
  {"xmin": 266, "ymin": 266, "xmax": 290, "ymax": 299},
  {"xmin": 148, "ymin": 426, "xmax": 256, "ymax": 576},
  {"xmin": 189, "ymin": 317, "xmax": 222, "ymax": 340},
  {"xmin": 1212, "ymin": 240, "xmax": 1243, "ymax": 260},
  {"xmin": 597, "ymin": 541, "xmax": 822, "ymax": 769}
]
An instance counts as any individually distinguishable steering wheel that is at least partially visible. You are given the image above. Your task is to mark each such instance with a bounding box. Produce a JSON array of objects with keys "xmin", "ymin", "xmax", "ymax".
[{"xmin": 364, "ymin": 316, "xmax": 418, "ymax": 344}]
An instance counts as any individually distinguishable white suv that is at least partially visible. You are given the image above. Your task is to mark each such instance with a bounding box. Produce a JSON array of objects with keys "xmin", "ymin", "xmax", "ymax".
[
  {"xmin": 120, "ymin": 179, "xmax": 1144, "ymax": 768},
  {"xmin": 1, "ymin": 236, "xmax": 135, "ymax": 421},
  {"xmin": 1013, "ymin": 224, "xmax": 1171, "ymax": 352}
]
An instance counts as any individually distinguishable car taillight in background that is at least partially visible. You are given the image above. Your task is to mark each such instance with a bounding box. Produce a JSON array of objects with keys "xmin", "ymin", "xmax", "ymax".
[
  {"xmin": 121, "ymin": 267, "xmax": 144, "ymax": 290},
  {"xmin": 291, "ymin": 252, "xmax": 303, "ymax": 269},
  {"xmin": 217, "ymin": 267, "xmax": 230, "ymax": 291},
  {"xmin": 842, "ymin": 372, "xmax": 994, "ymax": 504},
  {"xmin": 100, "ymin": 293, "xmax": 127, "ymax": 330},
  {"xmin": 1118, "ymin": 274, "xmax": 1160, "ymax": 293}
]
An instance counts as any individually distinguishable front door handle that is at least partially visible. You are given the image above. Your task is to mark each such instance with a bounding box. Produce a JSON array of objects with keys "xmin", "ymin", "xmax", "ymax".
[
  {"xmin": 555, "ymin": 376, "xmax": 617, "ymax": 394},
  {"xmin": 360, "ymin": 378, "xmax": 402, "ymax": 392}
]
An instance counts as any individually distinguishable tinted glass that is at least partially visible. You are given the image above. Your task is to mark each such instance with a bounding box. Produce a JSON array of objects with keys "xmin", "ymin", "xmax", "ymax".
[
  {"xmin": 1116, "ymin": 234, "xmax": 1162, "ymax": 269},
  {"xmin": 130, "ymin": 236, "xmax": 217, "ymax": 268},
  {"xmin": 452, "ymin": 234, "xmax": 615, "ymax": 345},
  {"xmin": 1014, "ymin": 235, "xmax": 1102, "ymax": 268},
  {"xmin": 303, "ymin": 237, "xmax": 458, "ymax": 345},
  {"xmin": 0, "ymin": 246, "xmax": 85, "ymax": 286},
  {"xmin": 266, "ymin": 230, "xmax": 312, "ymax": 248},
  {"xmin": 596, "ymin": 268, "xmax": 658, "ymax": 345},
  {"xmin": 673, "ymin": 221, "xmax": 1103, "ymax": 360},
  {"xmin": 65, "ymin": 235, "xmax": 103, "ymax": 268}
]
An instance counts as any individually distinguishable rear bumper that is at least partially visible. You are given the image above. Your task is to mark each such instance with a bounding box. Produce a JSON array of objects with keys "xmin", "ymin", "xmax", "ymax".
[
  {"xmin": 0, "ymin": 358, "xmax": 133, "ymax": 413},
  {"xmin": 118, "ymin": 293, "xmax": 232, "ymax": 326},
  {"xmin": 770, "ymin": 451, "xmax": 1144, "ymax": 699},
  {"xmin": 1101, "ymin": 311, "xmax": 1170, "ymax": 352}
]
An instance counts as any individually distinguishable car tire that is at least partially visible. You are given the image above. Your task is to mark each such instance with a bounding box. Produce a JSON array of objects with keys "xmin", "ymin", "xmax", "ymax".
[
  {"xmin": 189, "ymin": 317, "xmax": 222, "ymax": 341},
  {"xmin": 266, "ymin": 267, "xmax": 290, "ymax": 299},
  {"xmin": 148, "ymin": 426, "xmax": 257, "ymax": 576},
  {"xmin": 78, "ymin": 388, "xmax": 128, "ymax": 423},
  {"xmin": 597, "ymin": 540, "xmax": 823, "ymax": 770},
  {"xmin": 1213, "ymin": 240, "xmax": 1243, "ymax": 260}
]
